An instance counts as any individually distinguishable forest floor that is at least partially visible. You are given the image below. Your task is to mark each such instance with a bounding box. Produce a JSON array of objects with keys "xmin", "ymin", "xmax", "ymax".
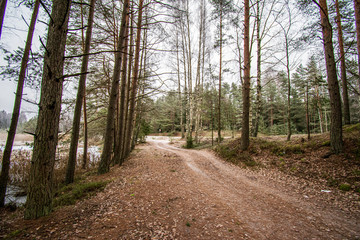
[{"xmin": 1, "ymin": 134, "xmax": 360, "ymax": 239}]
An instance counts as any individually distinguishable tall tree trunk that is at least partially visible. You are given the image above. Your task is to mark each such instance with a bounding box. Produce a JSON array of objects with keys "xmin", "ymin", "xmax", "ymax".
[
  {"xmin": 211, "ymin": 97, "xmax": 214, "ymax": 146},
  {"xmin": 335, "ymin": 0, "xmax": 350, "ymax": 124},
  {"xmin": 0, "ymin": 0, "xmax": 40, "ymax": 208},
  {"xmin": 120, "ymin": 5, "xmax": 134, "ymax": 163},
  {"xmin": 176, "ymin": 32, "xmax": 185, "ymax": 139},
  {"xmin": 241, "ymin": 0, "xmax": 250, "ymax": 151},
  {"xmin": 65, "ymin": 0, "xmax": 96, "ymax": 185},
  {"xmin": 0, "ymin": 0, "xmax": 7, "ymax": 39},
  {"xmin": 123, "ymin": 0, "xmax": 144, "ymax": 159},
  {"xmin": 179, "ymin": 7, "xmax": 189, "ymax": 141},
  {"xmin": 286, "ymin": 41, "xmax": 291, "ymax": 141},
  {"xmin": 318, "ymin": 0, "xmax": 343, "ymax": 153},
  {"xmin": 82, "ymin": 95, "xmax": 88, "ymax": 169},
  {"xmin": 218, "ymin": 5, "xmax": 222, "ymax": 144},
  {"xmin": 24, "ymin": 0, "xmax": 72, "ymax": 219},
  {"xmin": 253, "ymin": 0, "xmax": 261, "ymax": 138},
  {"xmin": 270, "ymin": 95, "xmax": 274, "ymax": 128},
  {"xmin": 324, "ymin": 107, "xmax": 329, "ymax": 132},
  {"xmin": 354, "ymin": 0, "xmax": 360, "ymax": 98},
  {"xmin": 195, "ymin": 0, "xmax": 204, "ymax": 144},
  {"xmin": 200, "ymin": 3, "xmax": 206, "ymax": 138},
  {"xmin": 113, "ymin": 10, "xmax": 130, "ymax": 165},
  {"xmin": 79, "ymin": 0, "xmax": 88, "ymax": 170},
  {"xmin": 181, "ymin": 28, "xmax": 188, "ymax": 140},
  {"xmin": 186, "ymin": 0, "xmax": 193, "ymax": 143},
  {"xmin": 306, "ymin": 82, "xmax": 310, "ymax": 140},
  {"xmin": 315, "ymin": 85, "xmax": 324, "ymax": 133},
  {"xmin": 98, "ymin": 0, "xmax": 130, "ymax": 174}
]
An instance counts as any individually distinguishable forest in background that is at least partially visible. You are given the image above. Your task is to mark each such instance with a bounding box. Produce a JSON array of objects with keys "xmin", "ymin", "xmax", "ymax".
[{"xmin": 0, "ymin": 0, "xmax": 358, "ymax": 220}]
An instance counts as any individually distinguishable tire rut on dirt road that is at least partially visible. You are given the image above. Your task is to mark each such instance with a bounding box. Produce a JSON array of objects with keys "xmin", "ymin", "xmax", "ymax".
[
  {"xmin": 2, "ymin": 139, "xmax": 359, "ymax": 239},
  {"xmin": 150, "ymin": 139, "xmax": 360, "ymax": 239}
]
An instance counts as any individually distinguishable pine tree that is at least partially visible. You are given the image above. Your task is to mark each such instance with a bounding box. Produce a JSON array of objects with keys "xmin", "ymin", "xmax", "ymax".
[
  {"xmin": 65, "ymin": 0, "xmax": 97, "ymax": 184},
  {"xmin": 241, "ymin": 0, "xmax": 250, "ymax": 150},
  {"xmin": 98, "ymin": 0, "xmax": 131, "ymax": 174},
  {"xmin": 317, "ymin": 0, "xmax": 343, "ymax": 153},
  {"xmin": 24, "ymin": 0, "xmax": 73, "ymax": 219}
]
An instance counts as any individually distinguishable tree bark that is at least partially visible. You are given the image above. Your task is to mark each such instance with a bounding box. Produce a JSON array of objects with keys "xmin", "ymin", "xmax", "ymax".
[
  {"xmin": 0, "ymin": 0, "xmax": 7, "ymax": 40},
  {"xmin": 79, "ymin": 0, "xmax": 88, "ymax": 170},
  {"xmin": 335, "ymin": 0, "xmax": 350, "ymax": 125},
  {"xmin": 286, "ymin": 39, "xmax": 291, "ymax": 141},
  {"xmin": 123, "ymin": 0, "xmax": 144, "ymax": 159},
  {"xmin": 65, "ymin": 0, "xmax": 96, "ymax": 185},
  {"xmin": 82, "ymin": 95, "xmax": 88, "ymax": 169},
  {"xmin": 0, "ymin": 0, "xmax": 40, "ymax": 208},
  {"xmin": 120, "ymin": 4, "xmax": 134, "ymax": 163},
  {"xmin": 98, "ymin": 0, "xmax": 130, "ymax": 174},
  {"xmin": 253, "ymin": 0, "xmax": 261, "ymax": 138},
  {"xmin": 185, "ymin": 0, "xmax": 193, "ymax": 143},
  {"xmin": 306, "ymin": 82, "xmax": 310, "ymax": 140},
  {"xmin": 113, "ymin": 10, "xmax": 130, "ymax": 165},
  {"xmin": 24, "ymin": 0, "xmax": 72, "ymax": 219},
  {"xmin": 218, "ymin": 4, "xmax": 222, "ymax": 144},
  {"xmin": 315, "ymin": 85, "xmax": 324, "ymax": 133},
  {"xmin": 176, "ymin": 32, "xmax": 185, "ymax": 139},
  {"xmin": 354, "ymin": 0, "xmax": 360, "ymax": 99},
  {"xmin": 241, "ymin": 0, "xmax": 250, "ymax": 151},
  {"xmin": 318, "ymin": 0, "xmax": 343, "ymax": 153},
  {"xmin": 195, "ymin": 0, "xmax": 204, "ymax": 144}
]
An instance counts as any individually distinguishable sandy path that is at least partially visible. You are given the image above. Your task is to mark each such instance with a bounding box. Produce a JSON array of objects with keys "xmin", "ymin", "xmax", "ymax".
[
  {"xmin": 148, "ymin": 139, "xmax": 360, "ymax": 239},
  {"xmin": 2, "ymin": 138, "xmax": 359, "ymax": 239}
]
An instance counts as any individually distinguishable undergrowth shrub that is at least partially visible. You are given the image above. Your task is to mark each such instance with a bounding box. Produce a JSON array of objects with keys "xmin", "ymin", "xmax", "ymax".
[
  {"xmin": 215, "ymin": 143, "xmax": 257, "ymax": 167},
  {"xmin": 185, "ymin": 136, "xmax": 194, "ymax": 149},
  {"xmin": 53, "ymin": 181, "xmax": 109, "ymax": 207}
]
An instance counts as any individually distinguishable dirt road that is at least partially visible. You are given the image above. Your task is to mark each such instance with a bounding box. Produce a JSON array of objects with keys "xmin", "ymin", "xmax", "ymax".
[{"xmin": 2, "ymin": 138, "xmax": 359, "ymax": 239}]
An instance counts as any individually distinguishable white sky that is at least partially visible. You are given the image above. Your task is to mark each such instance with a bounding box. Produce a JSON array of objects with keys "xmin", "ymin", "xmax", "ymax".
[
  {"xmin": 0, "ymin": 1, "xmax": 43, "ymax": 118},
  {"xmin": 0, "ymin": 0, "xmax": 315, "ymax": 119}
]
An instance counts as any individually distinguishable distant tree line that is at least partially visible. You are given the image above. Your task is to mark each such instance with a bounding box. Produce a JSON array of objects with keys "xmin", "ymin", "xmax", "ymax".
[{"xmin": 0, "ymin": 110, "xmax": 27, "ymax": 129}]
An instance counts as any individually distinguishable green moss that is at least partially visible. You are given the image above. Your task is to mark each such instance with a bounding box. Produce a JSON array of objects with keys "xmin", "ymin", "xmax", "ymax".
[
  {"xmin": 339, "ymin": 184, "xmax": 351, "ymax": 191},
  {"xmin": 286, "ymin": 145, "xmax": 304, "ymax": 154},
  {"xmin": 244, "ymin": 159, "xmax": 258, "ymax": 167},
  {"xmin": 343, "ymin": 123, "xmax": 360, "ymax": 133},
  {"xmin": 321, "ymin": 141, "xmax": 331, "ymax": 147},
  {"xmin": 215, "ymin": 144, "xmax": 237, "ymax": 160},
  {"xmin": 5, "ymin": 229, "xmax": 23, "ymax": 239},
  {"xmin": 53, "ymin": 181, "xmax": 109, "ymax": 208},
  {"xmin": 186, "ymin": 222, "xmax": 191, "ymax": 227},
  {"xmin": 290, "ymin": 167, "xmax": 297, "ymax": 172}
]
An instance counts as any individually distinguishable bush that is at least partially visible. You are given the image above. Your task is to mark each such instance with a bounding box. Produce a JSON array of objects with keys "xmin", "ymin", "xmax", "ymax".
[
  {"xmin": 185, "ymin": 136, "xmax": 194, "ymax": 149},
  {"xmin": 53, "ymin": 181, "xmax": 109, "ymax": 207},
  {"xmin": 339, "ymin": 183, "xmax": 351, "ymax": 191}
]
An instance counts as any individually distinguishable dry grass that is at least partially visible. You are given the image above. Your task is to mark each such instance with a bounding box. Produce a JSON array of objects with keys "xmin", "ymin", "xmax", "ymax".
[
  {"xmin": 0, "ymin": 132, "xmax": 34, "ymax": 144},
  {"xmin": 0, "ymin": 146, "xmax": 101, "ymax": 192},
  {"xmin": 215, "ymin": 123, "xmax": 360, "ymax": 193}
]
